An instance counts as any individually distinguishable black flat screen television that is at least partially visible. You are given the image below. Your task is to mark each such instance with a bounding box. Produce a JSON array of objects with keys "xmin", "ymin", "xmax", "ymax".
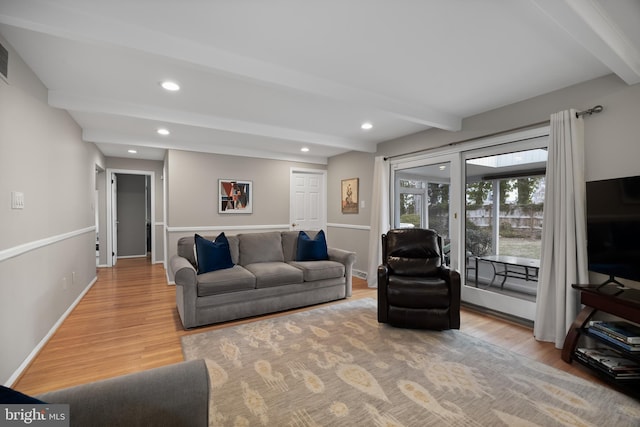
[{"xmin": 586, "ymin": 175, "xmax": 640, "ymax": 286}]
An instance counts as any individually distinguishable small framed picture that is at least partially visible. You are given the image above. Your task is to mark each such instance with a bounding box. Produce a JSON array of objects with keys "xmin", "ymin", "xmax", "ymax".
[
  {"xmin": 341, "ymin": 178, "xmax": 359, "ymax": 214},
  {"xmin": 219, "ymin": 179, "xmax": 253, "ymax": 214}
]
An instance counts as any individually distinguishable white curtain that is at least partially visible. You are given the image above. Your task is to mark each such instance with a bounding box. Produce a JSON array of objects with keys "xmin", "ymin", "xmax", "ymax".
[
  {"xmin": 534, "ymin": 109, "xmax": 589, "ymax": 348},
  {"xmin": 367, "ymin": 156, "xmax": 390, "ymax": 288}
]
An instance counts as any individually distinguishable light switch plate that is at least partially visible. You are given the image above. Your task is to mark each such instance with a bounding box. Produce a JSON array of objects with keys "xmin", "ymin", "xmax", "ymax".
[{"xmin": 11, "ymin": 191, "xmax": 24, "ymax": 209}]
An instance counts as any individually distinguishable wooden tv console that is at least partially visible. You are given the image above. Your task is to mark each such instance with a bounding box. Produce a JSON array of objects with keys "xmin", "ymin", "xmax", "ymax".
[{"xmin": 562, "ymin": 284, "xmax": 640, "ymax": 398}]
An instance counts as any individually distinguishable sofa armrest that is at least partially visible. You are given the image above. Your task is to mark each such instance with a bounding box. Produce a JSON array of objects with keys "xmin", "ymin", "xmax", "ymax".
[
  {"xmin": 328, "ymin": 247, "xmax": 356, "ymax": 297},
  {"xmin": 170, "ymin": 255, "xmax": 199, "ymax": 328},
  {"xmin": 37, "ymin": 360, "xmax": 209, "ymax": 427},
  {"xmin": 327, "ymin": 247, "xmax": 355, "ymax": 266},
  {"xmin": 170, "ymin": 255, "xmax": 197, "ymax": 287}
]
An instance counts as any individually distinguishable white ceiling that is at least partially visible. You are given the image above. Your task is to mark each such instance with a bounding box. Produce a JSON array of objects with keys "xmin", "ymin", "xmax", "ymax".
[{"xmin": 1, "ymin": 0, "xmax": 639, "ymax": 163}]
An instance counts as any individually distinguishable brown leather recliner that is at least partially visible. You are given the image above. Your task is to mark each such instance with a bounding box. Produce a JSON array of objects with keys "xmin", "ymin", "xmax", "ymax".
[{"xmin": 378, "ymin": 228, "xmax": 461, "ymax": 330}]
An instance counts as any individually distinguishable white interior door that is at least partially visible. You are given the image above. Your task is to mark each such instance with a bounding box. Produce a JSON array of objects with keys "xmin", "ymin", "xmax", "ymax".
[{"xmin": 290, "ymin": 169, "xmax": 326, "ymax": 231}]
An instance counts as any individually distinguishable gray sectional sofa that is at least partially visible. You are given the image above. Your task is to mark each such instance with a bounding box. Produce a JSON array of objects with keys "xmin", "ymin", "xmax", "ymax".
[{"xmin": 170, "ymin": 231, "xmax": 356, "ymax": 329}]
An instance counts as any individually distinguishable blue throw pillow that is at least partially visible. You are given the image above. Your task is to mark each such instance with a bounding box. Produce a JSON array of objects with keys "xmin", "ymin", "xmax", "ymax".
[
  {"xmin": 296, "ymin": 230, "xmax": 329, "ymax": 261},
  {"xmin": 0, "ymin": 385, "xmax": 45, "ymax": 403},
  {"xmin": 194, "ymin": 233, "xmax": 234, "ymax": 274}
]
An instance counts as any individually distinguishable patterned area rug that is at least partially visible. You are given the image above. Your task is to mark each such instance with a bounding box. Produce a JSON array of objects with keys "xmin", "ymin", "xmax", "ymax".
[{"xmin": 181, "ymin": 298, "xmax": 640, "ymax": 426}]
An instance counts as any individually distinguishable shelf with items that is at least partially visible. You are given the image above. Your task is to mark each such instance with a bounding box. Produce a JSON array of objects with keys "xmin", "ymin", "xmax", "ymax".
[
  {"xmin": 563, "ymin": 284, "xmax": 640, "ymax": 399},
  {"xmin": 572, "ymin": 344, "xmax": 640, "ymax": 398},
  {"xmin": 574, "ymin": 346, "xmax": 640, "ymax": 379},
  {"xmin": 584, "ymin": 324, "xmax": 640, "ymax": 355}
]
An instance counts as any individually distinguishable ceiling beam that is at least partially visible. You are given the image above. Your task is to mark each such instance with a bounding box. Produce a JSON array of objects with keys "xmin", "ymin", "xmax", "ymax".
[
  {"xmin": 0, "ymin": 0, "xmax": 462, "ymax": 131},
  {"xmin": 532, "ymin": 0, "xmax": 640, "ymax": 85},
  {"xmin": 85, "ymin": 130, "xmax": 330, "ymax": 165},
  {"xmin": 49, "ymin": 91, "xmax": 376, "ymax": 153}
]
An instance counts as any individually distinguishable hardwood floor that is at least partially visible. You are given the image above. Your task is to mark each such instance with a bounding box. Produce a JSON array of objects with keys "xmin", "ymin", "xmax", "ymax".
[{"xmin": 13, "ymin": 257, "xmax": 603, "ymax": 395}]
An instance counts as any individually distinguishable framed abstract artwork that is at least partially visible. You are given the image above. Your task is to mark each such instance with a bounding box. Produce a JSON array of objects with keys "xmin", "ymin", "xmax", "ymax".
[
  {"xmin": 219, "ymin": 179, "xmax": 253, "ymax": 214},
  {"xmin": 341, "ymin": 178, "xmax": 359, "ymax": 214}
]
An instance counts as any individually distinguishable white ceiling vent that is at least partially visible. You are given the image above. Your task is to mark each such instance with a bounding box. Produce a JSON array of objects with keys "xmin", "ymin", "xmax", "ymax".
[{"xmin": 0, "ymin": 41, "xmax": 8, "ymax": 83}]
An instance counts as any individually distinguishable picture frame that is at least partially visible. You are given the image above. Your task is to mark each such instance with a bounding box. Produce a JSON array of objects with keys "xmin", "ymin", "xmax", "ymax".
[
  {"xmin": 341, "ymin": 178, "xmax": 359, "ymax": 214},
  {"xmin": 219, "ymin": 179, "xmax": 253, "ymax": 214}
]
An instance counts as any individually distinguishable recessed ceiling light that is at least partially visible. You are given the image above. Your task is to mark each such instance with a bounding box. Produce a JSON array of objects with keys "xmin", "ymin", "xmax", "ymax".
[
  {"xmin": 157, "ymin": 128, "xmax": 170, "ymax": 136},
  {"xmin": 361, "ymin": 122, "xmax": 373, "ymax": 130},
  {"xmin": 128, "ymin": 149, "xmax": 138, "ymax": 154},
  {"xmin": 301, "ymin": 147, "xmax": 310, "ymax": 152},
  {"xmin": 439, "ymin": 165, "xmax": 446, "ymax": 170},
  {"xmin": 160, "ymin": 81, "xmax": 180, "ymax": 91}
]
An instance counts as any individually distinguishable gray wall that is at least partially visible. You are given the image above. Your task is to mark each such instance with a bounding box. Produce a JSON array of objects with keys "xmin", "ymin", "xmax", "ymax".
[
  {"xmin": 116, "ymin": 174, "xmax": 147, "ymax": 257},
  {"xmin": 165, "ymin": 149, "xmax": 325, "ymax": 277},
  {"xmin": 329, "ymin": 74, "xmax": 640, "ymax": 281},
  {"xmin": 0, "ymin": 35, "xmax": 105, "ymax": 385},
  {"xmin": 326, "ymin": 151, "xmax": 375, "ymax": 275}
]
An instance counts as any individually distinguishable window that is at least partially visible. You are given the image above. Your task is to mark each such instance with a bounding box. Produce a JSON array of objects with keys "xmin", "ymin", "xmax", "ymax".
[{"xmin": 395, "ymin": 164, "xmax": 452, "ymax": 260}]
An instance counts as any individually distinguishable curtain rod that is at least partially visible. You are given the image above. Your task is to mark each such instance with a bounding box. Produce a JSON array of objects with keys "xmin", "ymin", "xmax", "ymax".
[
  {"xmin": 383, "ymin": 105, "xmax": 604, "ymax": 161},
  {"xmin": 383, "ymin": 120, "xmax": 548, "ymax": 161},
  {"xmin": 575, "ymin": 104, "xmax": 603, "ymax": 118}
]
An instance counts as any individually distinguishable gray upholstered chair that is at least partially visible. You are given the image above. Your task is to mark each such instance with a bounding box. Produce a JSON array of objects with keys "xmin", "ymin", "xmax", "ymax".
[
  {"xmin": 36, "ymin": 360, "xmax": 209, "ymax": 427},
  {"xmin": 378, "ymin": 228, "xmax": 461, "ymax": 330}
]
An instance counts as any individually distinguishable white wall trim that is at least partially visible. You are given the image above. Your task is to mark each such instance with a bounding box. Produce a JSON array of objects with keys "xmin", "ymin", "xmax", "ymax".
[
  {"xmin": 5, "ymin": 275, "xmax": 98, "ymax": 387},
  {"xmin": 168, "ymin": 223, "xmax": 368, "ymax": 233},
  {"xmin": 0, "ymin": 226, "xmax": 95, "ymax": 263},
  {"xmin": 166, "ymin": 224, "xmax": 290, "ymax": 233},
  {"xmin": 327, "ymin": 223, "xmax": 371, "ymax": 231},
  {"xmin": 353, "ymin": 269, "xmax": 368, "ymax": 279}
]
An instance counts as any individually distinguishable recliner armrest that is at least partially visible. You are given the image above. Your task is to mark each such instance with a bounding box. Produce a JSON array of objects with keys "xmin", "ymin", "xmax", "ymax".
[{"xmin": 377, "ymin": 264, "xmax": 390, "ymax": 322}]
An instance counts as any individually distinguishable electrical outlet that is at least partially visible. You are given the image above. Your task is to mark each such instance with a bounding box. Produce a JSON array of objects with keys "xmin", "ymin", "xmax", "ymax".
[{"xmin": 62, "ymin": 277, "xmax": 68, "ymax": 290}]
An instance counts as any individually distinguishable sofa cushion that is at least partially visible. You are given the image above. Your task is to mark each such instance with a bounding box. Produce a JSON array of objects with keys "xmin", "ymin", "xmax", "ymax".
[
  {"xmin": 244, "ymin": 262, "xmax": 303, "ymax": 288},
  {"xmin": 197, "ymin": 265, "xmax": 256, "ymax": 297},
  {"xmin": 281, "ymin": 231, "xmax": 300, "ymax": 262},
  {"xmin": 194, "ymin": 233, "xmax": 234, "ymax": 274},
  {"xmin": 177, "ymin": 236, "xmax": 198, "ymax": 267},
  {"xmin": 227, "ymin": 235, "xmax": 240, "ymax": 264},
  {"xmin": 288, "ymin": 260, "xmax": 345, "ymax": 282},
  {"xmin": 296, "ymin": 230, "xmax": 329, "ymax": 261},
  {"xmin": 239, "ymin": 232, "xmax": 284, "ymax": 265}
]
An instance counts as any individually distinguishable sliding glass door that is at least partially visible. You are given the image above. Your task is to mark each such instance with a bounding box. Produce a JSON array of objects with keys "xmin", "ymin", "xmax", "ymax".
[
  {"xmin": 462, "ymin": 137, "xmax": 548, "ymax": 320},
  {"xmin": 389, "ymin": 129, "xmax": 549, "ymax": 321}
]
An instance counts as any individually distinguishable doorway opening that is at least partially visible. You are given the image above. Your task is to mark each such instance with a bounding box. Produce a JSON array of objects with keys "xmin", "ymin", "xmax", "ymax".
[{"xmin": 106, "ymin": 169, "xmax": 156, "ymax": 267}]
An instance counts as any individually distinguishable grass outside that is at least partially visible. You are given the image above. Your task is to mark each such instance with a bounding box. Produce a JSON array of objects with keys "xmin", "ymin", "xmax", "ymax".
[{"xmin": 498, "ymin": 237, "xmax": 541, "ymax": 259}]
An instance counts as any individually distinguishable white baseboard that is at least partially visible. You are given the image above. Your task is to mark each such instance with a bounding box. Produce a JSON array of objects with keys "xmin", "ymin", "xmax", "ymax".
[
  {"xmin": 165, "ymin": 268, "xmax": 175, "ymax": 286},
  {"xmin": 5, "ymin": 276, "xmax": 98, "ymax": 387},
  {"xmin": 353, "ymin": 269, "xmax": 367, "ymax": 279}
]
